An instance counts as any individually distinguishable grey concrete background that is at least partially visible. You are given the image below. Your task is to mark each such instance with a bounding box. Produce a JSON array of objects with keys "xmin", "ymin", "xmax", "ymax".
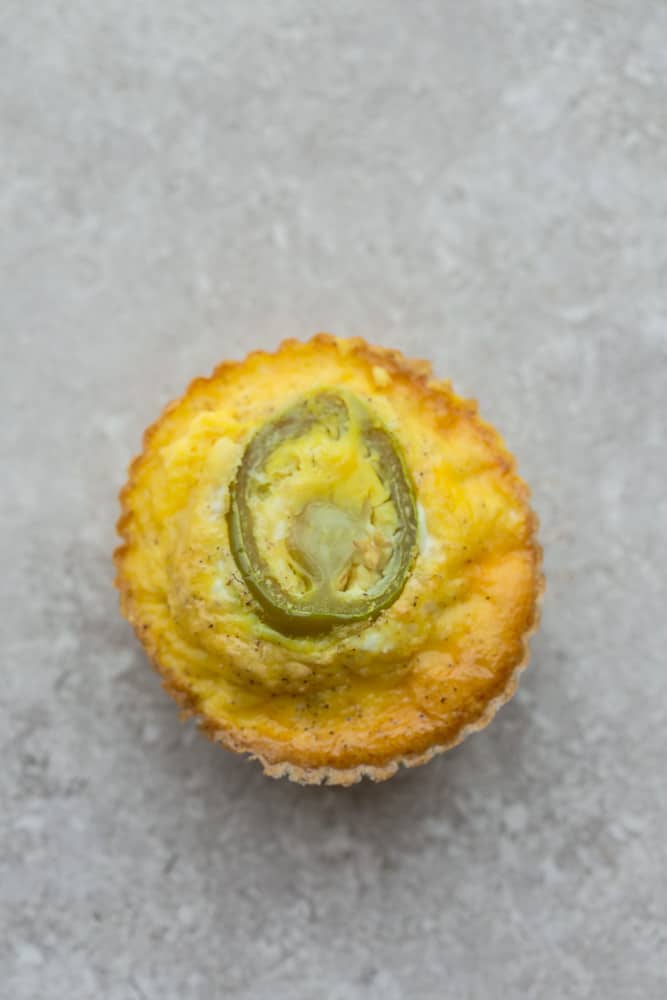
[{"xmin": 1, "ymin": 2, "xmax": 665, "ymax": 998}]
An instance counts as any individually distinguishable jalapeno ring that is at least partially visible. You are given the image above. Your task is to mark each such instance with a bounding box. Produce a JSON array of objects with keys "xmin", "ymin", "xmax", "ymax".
[{"xmin": 228, "ymin": 390, "xmax": 418, "ymax": 634}]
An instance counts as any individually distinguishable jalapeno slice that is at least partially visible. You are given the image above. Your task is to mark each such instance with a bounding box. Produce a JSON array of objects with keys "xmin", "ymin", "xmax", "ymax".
[{"xmin": 228, "ymin": 390, "xmax": 418, "ymax": 635}]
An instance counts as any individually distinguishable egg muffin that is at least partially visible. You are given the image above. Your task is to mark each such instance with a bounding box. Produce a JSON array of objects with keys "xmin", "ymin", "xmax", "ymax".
[{"xmin": 115, "ymin": 336, "xmax": 543, "ymax": 784}]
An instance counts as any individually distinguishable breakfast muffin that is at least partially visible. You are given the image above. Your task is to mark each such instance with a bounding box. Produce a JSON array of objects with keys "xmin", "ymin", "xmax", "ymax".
[{"xmin": 115, "ymin": 335, "xmax": 543, "ymax": 784}]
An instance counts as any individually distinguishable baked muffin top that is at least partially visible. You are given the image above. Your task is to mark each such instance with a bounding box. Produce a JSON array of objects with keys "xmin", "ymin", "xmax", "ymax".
[{"xmin": 115, "ymin": 336, "xmax": 543, "ymax": 783}]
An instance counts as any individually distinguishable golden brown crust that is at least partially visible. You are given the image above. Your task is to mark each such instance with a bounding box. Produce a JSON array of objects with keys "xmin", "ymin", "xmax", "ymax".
[{"xmin": 115, "ymin": 334, "xmax": 544, "ymax": 785}]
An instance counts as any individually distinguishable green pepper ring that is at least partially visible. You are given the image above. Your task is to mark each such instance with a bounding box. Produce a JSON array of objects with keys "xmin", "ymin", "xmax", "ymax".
[{"xmin": 227, "ymin": 390, "xmax": 419, "ymax": 635}]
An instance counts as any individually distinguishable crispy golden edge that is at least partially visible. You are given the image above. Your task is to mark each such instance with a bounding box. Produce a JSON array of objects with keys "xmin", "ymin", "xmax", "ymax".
[{"xmin": 114, "ymin": 334, "xmax": 544, "ymax": 785}]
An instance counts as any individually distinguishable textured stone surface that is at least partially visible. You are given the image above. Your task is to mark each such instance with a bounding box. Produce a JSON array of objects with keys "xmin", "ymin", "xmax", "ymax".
[{"xmin": 1, "ymin": 2, "xmax": 666, "ymax": 998}]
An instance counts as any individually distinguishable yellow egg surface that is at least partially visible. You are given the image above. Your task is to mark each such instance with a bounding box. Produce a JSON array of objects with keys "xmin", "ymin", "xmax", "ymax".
[{"xmin": 115, "ymin": 336, "xmax": 543, "ymax": 784}]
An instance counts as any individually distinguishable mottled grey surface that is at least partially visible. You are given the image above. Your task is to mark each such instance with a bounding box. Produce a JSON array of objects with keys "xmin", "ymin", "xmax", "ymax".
[{"xmin": 1, "ymin": 2, "xmax": 666, "ymax": 998}]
